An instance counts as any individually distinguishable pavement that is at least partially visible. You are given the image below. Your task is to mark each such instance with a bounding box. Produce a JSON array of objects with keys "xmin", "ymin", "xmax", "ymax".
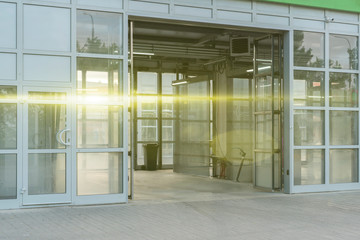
[{"xmin": 1, "ymin": 171, "xmax": 360, "ymax": 239}]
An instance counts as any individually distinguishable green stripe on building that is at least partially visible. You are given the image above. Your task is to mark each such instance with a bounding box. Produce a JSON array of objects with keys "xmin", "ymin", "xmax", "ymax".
[{"xmin": 260, "ymin": 0, "xmax": 360, "ymax": 13}]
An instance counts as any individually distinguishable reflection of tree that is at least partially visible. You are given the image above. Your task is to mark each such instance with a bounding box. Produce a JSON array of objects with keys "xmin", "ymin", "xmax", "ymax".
[
  {"xmin": 294, "ymin": 31, "xmax": 324, "ymax": 68},
  {"xmin": 0, "ymin": 104, "xmax": 16, "ymax": 149},
  {"xmin": 77, "ymin": 37, "xmax": 120, "ymax": 55}
]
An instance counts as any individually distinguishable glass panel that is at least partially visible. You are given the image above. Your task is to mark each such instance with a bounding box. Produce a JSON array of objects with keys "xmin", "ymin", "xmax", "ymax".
[
  {"xmin": 256, "ymin": 114, "xmax": 272, "ymax": 149},
  {"xmin": 174, "ymin": 79, "xmax": 210, "ymax": 176},
  {"xmin": 162, "ymin": 120, "xmax": 174, "ymax": 141},
  {"xmin": 0, "ymin": 103, "xmax": 16, "ymax": 149},
  {"xmin": 77, "ymin": 105, "xmax": 123, "ymax": 148},
  {"xmin": 28, "ymin": 104, "xmax": 66, "ymax": 149},
  {"xmin": 255, "ymin": 76, "xmax": 272, "ymax": 111},
  {"xmin": 137, "ymin": 143, "xmax": 145, "ymax": 166},
  {"xmin": 294, "ymin": 31, "xmax": 324, "ymax": 67},
  {"xmin": 77, "ymin": 152, "xmax": 123, "ymax": 195},
  {"xmin": 162, "ymin": 73, "xmax": 176, "ymax": 94},
  {"xmin": 162, "ymin": 96, "xmax": 174, "ymax": 118},
  {"xmin": 294, "ymin": 149, "xmax": 324, "ymax": 185},
  {"xmin": 0, "ymin": 3, "xmax": 16, "ymax": 49},
  {"xmin": 137, "ymin": 72, "xmax": 158, "ymax": 94},
  {"xmin": 294, "ymin": 110, "xmax": 324, "ymax": 146},
  {"xmin": 293, "ymin": 71, "xmax": 325, "ymax": 107},
  {"xmin": 0, "ymin": 154, "xmax": 16, "ymax": 199},
  {"xmin": 0, "ymin": 85, "xmax": 16, "ymax": 99},
  {"xmin": 330, "ymin": 73, "xmax": 358, "ymax": 107},
  {"xmin": 28, "ymin": 153, "xmax": 66, "ymax": 195},
  {"xmin": 330, "ymin": 149, "xmax": 358, "ymax": 183},
  {"xmin": 24, "ymin": 5, "xmax": 70, "ymax": 52},
  {"xmin": 137, "ymin": 96, "xmax": 157, "ymax": 118},
  {"xmin": 232, "ymin": 78, "xmax": 250, "ymax": 98},
  {"xmin": 330, "ymin": 111, "xmax": 358, "ymax": 145},
  {"xmin": 255, "ymin": 152, "xmax": 272, "ymax": 188},
  {"xmin": 77, "ymin": 10, "xmax": 122, "ymax": 55},
  {"xmin": 330, "ymin": 34, "xmax": 358, "ymax": 70},
  {"xmin": 77, "ymin": 58, "xmax": 122, "ymax": 103},
  {"xmin": 162, "ymin": 143, "xmax": 174, "ymax": 165},
  {"xmin": 137, "ymin": 119, "xmax": 157, "ymax": 141},
  {"xmin": 0, "ymin": 53, "xmax": 16, "ymax": 80}
]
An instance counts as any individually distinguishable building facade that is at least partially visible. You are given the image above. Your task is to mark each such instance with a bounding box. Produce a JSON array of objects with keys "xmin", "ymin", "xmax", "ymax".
[{"xmin": 1, "ymin": 0, "xmax": 360, "ymax": 209}]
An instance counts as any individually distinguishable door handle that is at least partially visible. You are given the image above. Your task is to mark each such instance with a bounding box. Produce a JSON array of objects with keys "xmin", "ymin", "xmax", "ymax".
[{"xmin": 56, "ymin": 129, "xmax": 71, "ymax": 146}]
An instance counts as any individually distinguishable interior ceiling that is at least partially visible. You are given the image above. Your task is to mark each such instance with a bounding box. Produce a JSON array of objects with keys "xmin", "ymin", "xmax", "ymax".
[{"xmin": 133, "ymin": 21, "xmax": 267, "ymax": 60}]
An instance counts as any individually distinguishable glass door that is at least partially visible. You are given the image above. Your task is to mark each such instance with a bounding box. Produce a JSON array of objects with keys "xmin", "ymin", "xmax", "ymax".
[
  {"xmin": 174, "ymin": 76, "xmax": 211, "ymax": 176},
  {"xmin": 22, "ymin": 88, "xmax": 71, "ymax": 205},
  {"xmin": 254, "ymin": 35, "xmax": 282, "ymax": 190}
]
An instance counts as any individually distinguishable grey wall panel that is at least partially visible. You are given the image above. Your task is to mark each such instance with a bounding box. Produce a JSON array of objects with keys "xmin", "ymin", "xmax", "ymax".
[
  {"xmin": 256, "ymin": 2, "xmax": 289, "ymax": 14},
  {"xmin": 326, "ymin": 10, "xmax": 359, "ymax": 23},
  {"xmin": 129, "ymin": 1, "xmax": 170, "ymax": 14},
  {"xmin": 0, "ymin": 2, "xmax": 16, "ymax": 49},
  {"xmin": 174, "ymin": 0, "xmax": 212, "ymax": 7},
  {"xmin": 217, "ymin": 0, "xmax": 252, "ymax": 11},
  {"xmin": 174, "ymin": 5, "xmax": 212, "ymax": 18},
  {"xmin": 256, "ymin": 14, "xmax": 289, "ymax": 26},
  {"xmin": 217, "ymin": 10, "xmax": 252, "ymax": 22},
  {"xmin": 23, "ymin": 5, "xmax": 71, "ymax": 52},
  {"xmin": 23, "ymin": 55, "xmax": 71, "ymax": 82},
  {"xmin": 291, "ymin": 6, "xmax": 324, "ymax": 19},
  {"xmin": 0, "ymin": 53, "xmax": 16, "ymax": 80},
  {"xmin": 293, "ymin": 18, "xmax": 325, "ymax": 31},
  {"xmin": 328, "ymin": 22, "xmax": 359, "ymax": 34},
  {"xmin": 77, "ymin": 0, "xmax": 123, "ymax": 9}
]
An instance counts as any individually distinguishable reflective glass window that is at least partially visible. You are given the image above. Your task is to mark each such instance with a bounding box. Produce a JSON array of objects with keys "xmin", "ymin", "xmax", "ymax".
[
  {"xmin": 77, "ymin": 58, "xmax": 122, "ymax": 103},
  {"xmin": 77, "ymin": 105, "xmax": 123, "ymax": 148},
  {"xmin": 330, "ymin": 149, "xmax": 358, "ymax": 184},
  {"xmin": 77, "ymin": 10, "xmax": 122, "ymax": 55},
  {"xmin": 329, "ymin": 34, "xmax": 358, "ymax": 70},
  {"xmin": 294, "ymin": 149, "xmax": 324, "ymax": 185},
  {"xmin": 77, "ymin": 152, "xmax": 123, "ymax": 195},
  {"xmin": 293, "ymin": 71, "xmax": 325, "ymax": 107},
  {"xmin": 294, "ymin": 110, "xmax": 324, "ymax": 146},
  {"xmin": 0, "ymin": 154, "xmax": 17, "ymax": 199},
  {"xmin": 294, "ymin": 31, "xmax": 324, "ymax": 68},
  {"xmin": 330, "ymin": 111, "xmax": 358, "ymax": 145},
  {"xmin": 330, "ymin": 73, "xmax": 358, "ymax": 107}
]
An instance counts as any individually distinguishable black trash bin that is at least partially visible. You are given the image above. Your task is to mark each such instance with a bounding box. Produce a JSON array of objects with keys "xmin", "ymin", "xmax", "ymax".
[{"xmin": 143, "ymin": 143, "xmax": 159, "ymax": 170}]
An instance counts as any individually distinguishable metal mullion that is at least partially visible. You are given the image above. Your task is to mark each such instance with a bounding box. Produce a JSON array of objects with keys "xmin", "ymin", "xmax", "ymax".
[
  {"xmin": 158, "ymin": 62, "xmax": 162, "ymax": 169},
  {"xmin": 76, "ymin": 148, "xmax": 125, "ymax": 153},
  {"xmin": 293, "ymin": 66, "xmax": 326, "ymax": 71},
  {"xmin": 271, "ymin": 35, "xmax": 275, "ymax": 190},
  {"xmin": 0, "ymin": 150, "xmax": 18, "ymax": 154},
  {"xmin": 325, "ymin": 29, "xmax": 330, "ymax": 186},
  {"xmin": 76, "ymin": 53, "xmax": 124, "ymax": 60},
  {"xmin": 293, "ymin": 145, "xmax": 326, "ymax": 150},
  {"xmin": 27, "ymin": 149, "xmax": 68, "ymax": 154}
]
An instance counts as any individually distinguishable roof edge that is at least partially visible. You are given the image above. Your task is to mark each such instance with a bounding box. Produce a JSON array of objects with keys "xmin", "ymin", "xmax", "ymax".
[{"xmin": 259, "ymin": 0, "xmax": 360, "ymax": 13}]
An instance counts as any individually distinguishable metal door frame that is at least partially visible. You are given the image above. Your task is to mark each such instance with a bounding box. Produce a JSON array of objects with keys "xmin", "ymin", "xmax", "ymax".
[
  {"xmin": 22, "ymin": 86, "xmax": 72, "ymax": 205},
  {"xmin": 253, "ymin": 34, "xmax": 283, "ymax": 191}
]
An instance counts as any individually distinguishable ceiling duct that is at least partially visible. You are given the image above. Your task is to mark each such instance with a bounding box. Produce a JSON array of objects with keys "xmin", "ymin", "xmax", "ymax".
[{"xmin": 230, "ymin": 37, "xmax": 250, "ymax": 57}]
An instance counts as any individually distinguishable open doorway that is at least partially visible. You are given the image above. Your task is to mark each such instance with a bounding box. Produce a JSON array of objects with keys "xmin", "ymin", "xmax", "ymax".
[{"xmin": 128, "ymin": 20, "xmax": 283, "ymax": 200}]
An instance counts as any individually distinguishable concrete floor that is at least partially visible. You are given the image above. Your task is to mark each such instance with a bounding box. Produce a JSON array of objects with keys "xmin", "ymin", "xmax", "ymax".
[
  {"xmin": 1, "ymin": 170, "xmax": 360, "ymax": 239},
  {"xmin": 132, "ymin": 169, "xmax": 263, "ymax": 203}
]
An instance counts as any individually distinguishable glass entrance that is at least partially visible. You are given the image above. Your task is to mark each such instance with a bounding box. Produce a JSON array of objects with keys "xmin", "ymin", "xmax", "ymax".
[
  {"xmin": 254, "ymin": 35, "xmax": 282, "ymax": 190},
  {"xmin": 22, "ymin": 88, "xmax": 71, "ymax": 205},
  {"xmin": 174, "ymin": 76, "xmax": 211, "ymax": 176}
]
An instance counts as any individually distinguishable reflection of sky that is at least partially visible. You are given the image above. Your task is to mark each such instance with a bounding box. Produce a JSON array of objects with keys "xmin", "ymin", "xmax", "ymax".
[
  {"xmin": 302, "ymin": 32, "xmax": 324, "ymax": 63},
  {"xmin": 330, "ymin": 35, "xmax": 357, "ymax": 69}
]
